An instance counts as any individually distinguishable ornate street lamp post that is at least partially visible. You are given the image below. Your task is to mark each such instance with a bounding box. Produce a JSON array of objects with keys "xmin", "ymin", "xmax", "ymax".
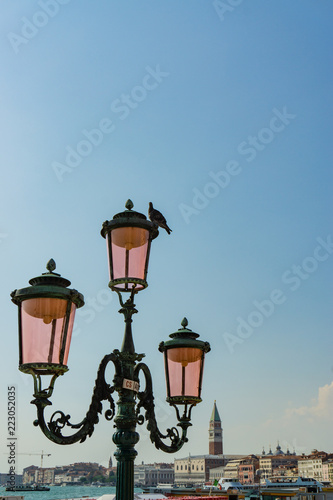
[{"xmin": 11, "ymin": 200, "xmax": 210, "ymax": 500}]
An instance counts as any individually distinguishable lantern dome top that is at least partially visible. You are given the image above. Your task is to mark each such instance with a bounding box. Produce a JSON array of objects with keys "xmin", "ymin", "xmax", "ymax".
[
  {"xmin": 101, "ymin": 200, "xmax": 159, "ymax": 239},
  {"xmin": 11, "ymin": 259, "xmax": 84, "ymax": 308},
  {"xmin": 28, "ymin": 259, "xmax": 72, "ymax": 288},
  {"xmin": 113, "ymin": 199, "xmax": 147, "ymax": 222},
  {"xmin": 169, "ymin": 317, "xmax": 200, "ymax": 340},
  {"xmin": 159, "ymin": 318, "xmax": 211, "ymax": 353}
]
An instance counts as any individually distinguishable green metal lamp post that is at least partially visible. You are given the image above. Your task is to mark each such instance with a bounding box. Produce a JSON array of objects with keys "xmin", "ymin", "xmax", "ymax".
[{"xmin": 11, "ymin": 200, "xmax": 210, "ymax": 500}]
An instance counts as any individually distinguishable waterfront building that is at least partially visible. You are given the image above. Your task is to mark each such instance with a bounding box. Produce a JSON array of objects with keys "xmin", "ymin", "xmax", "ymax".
[
  {"xmin": 134, "ymin": 463, "xmax": 174, "ymax": 487},
  {"xmin": 174, "ymin": 455, "xmax": 225, "ymax": 484},
  {"xmin": 208, "ymin": 455, "xmax": 252, "ymax": 483},
  {"xmin": 145, "ymin": 464, "xmax": 174, "ymax": 486},
  {"xmin": 238, "ymin": 456, "xmax": 259, "ymax": 484},
  {"xmin": 298, "ymin": 450, "xmax": 333, "ymax": 482},
  {"xmin": 134, "ymin": 464, "xmax": 146, "ymax": 486},
  {"xmin": 259, "ymin": 444, "xmax": 299, "ymax": 478},
  {"xmin": 222, "ymin": 458, "xmax": 243, "ymax": 479},
  {"xmin": 215, "ymin": 455, "xmax": 259, "ymax": 484},
  {"xmin": 272, "ymin": 463, "xmax": 298, "ymax": 477},
  {"xmin": 209, "ymin": 466, "xmax": 226, "ymax": 482},
  {"xmin": 209, "ymin": 401, "xmax": 223, "ymax": 455},
  {"xmin": 54, "ymin": 473, "xmax": 77, "ymax": 484},
  {"xmin": 322, "ymin": 459, "xmax": 333, "ymax": 483},
  {"xmin": 23, "ymin": 465, "xmax": 38, "ymax": 484},
  {"xmin": 36, "ymin": 468, "xmax": 55, "ymax": 484}
]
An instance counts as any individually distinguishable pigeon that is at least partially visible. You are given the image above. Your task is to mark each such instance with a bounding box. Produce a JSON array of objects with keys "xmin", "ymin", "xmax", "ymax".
[{"xmin": 148, "ymin": 202, "xmax": 172, "ymax": 235}]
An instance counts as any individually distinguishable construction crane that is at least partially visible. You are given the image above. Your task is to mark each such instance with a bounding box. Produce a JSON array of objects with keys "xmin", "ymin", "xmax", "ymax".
[
  {"xmin": 18, "ymin": 451, "xmax": 51, "ymax": 468},
  {"xmin": 2, "ymin": 451, "xmax": 51, "ymax": 484},
  {"xmin": 18, "ymin": 452, "xmax": 51, "ymax": 484}
]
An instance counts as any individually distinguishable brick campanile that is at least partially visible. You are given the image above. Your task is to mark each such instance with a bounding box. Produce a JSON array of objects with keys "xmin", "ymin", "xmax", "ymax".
[{"xmin": 209, "ymin": 400, "xmax": 223, "ymax": 455}]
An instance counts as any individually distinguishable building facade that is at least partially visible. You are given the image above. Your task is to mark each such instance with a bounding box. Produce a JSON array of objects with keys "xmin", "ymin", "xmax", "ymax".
[
  {"xmin": 209, "ymin": 466, "xmax": 226, "ymax": 482},
  {"xmin": 322, "ymin": 460, "xmax": 333, "ymax": 483},
  {"xmin": 298, "ymin": 451, "xmax": 333, "ymax": 482},
  {"xmin": 23, "ymin": 466, "xmax": 38, "ymax": 484},
  {"xmin": 259, "ymin": 445, "xmax": 299, "ymax": 478},
  {"xmin": 222, "ymin": 459, "xmax": 242, "ymax": 479},
  {"xmin": 174, "ymin": 455, "xmax": 225, "ymax": 485},
  {"xmin": 238, "ymin": 456, "xmax": 259, "ymax": 484},
  {"xmin": 134, "ymin": 463, "xmax": 174, "ymax": 487},
  {"xmin": 36, "ymin": 468, "xmax": 55, "ymax": 484},
  {"xmin": 209, "ymin": 401, "xmax": 223, "ymax": 455}
]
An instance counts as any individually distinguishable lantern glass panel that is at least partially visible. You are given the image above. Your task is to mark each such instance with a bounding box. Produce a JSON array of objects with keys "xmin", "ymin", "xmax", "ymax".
[
  {"xmin": 109, "ymin": 227, "xmax": 149, "ymax": 290},
  {"xmin": 166, "ymin": 347, "xmax": 203, "ymax": 398},
  {"xmin": 21, "ymin": 298, "xmax": 76, "ymax": 365}
]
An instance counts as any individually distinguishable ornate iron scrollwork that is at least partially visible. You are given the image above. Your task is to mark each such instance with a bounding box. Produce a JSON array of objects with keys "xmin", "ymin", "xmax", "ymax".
[
  {"xmin": 32, "ymin": 352, "xmax": 120, "ymax": 445},
  {"xmin": 134, "ymin": 362, "xmax": 192, "ymax": 453}
]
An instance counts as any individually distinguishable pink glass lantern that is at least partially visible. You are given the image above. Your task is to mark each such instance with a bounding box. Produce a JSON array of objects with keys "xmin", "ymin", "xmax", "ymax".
[
  {"xmin": 11, "ymin": 259, "xmax": 84, "ymax": 376},
  {"xmin": 101, "ymin": 200, "xmax": 159, "ymax": 292},
  {"xmin": 159, "ymin": 318, "xmax": 211, "ymax": 405}
]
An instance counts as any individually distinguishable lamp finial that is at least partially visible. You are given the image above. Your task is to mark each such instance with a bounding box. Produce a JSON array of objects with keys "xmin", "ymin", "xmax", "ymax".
[
  {"xmin": 46, "ymin": 259, "xmax": 56, "ymax": 273},
  {"xmin": 125, "ymin": 199, "xmax": 134, "ymax": 210},
  {"xmin": 181, "ymin": 317, "xmax": 188, "ymax": 328}
]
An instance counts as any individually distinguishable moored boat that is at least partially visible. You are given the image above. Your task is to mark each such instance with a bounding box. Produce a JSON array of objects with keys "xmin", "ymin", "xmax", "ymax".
[
  {"xmin": 6, "ymin": 484, "xmax": 50, "ymax": 492},
  {"xmin": 261, "ymin": 477, "xmax": 323, "ymax": 493},
  {"xmin": 218, "ymin": 478, "xmax": 244, "ymax": 492}
]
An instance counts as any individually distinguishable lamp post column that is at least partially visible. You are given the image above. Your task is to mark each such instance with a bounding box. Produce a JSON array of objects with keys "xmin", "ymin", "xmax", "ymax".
[
  {"xmin": 113, "ymin": 293, "xmax": 142, "ymax": 500},
  {"xmin": 113, "ymin": 355, "xmax": 139, "ymax": 500}
]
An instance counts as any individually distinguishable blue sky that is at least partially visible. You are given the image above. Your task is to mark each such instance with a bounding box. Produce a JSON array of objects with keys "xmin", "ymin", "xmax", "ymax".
[{"xmin": 0, "ymin": 1, "xmax": 332, "ymax": 473}]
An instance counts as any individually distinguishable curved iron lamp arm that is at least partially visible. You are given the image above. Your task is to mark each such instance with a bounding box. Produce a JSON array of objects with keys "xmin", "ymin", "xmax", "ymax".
[
  {"xmin": 134, "ymin": 362, "xmax": 193, "ymax": 453},
  {"xmin": 32, "ymin": 353, "xmax": 121, "ymax": 445}
]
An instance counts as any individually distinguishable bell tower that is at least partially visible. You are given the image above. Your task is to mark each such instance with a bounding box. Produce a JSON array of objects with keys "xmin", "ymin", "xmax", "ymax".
[{"xmin": 209, "ymin": 400, "xmax": 223, "ymax": 455}]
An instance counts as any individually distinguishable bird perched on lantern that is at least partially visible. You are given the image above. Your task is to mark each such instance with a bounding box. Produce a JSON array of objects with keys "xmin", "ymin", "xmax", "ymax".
[{"xmin": 148, "ymin": 202, "xmax": 172, "ymax": 235}]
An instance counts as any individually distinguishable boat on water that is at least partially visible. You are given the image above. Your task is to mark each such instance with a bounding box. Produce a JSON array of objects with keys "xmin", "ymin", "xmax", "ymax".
[
  {"xmin": 218, "ymin": 478, "xmax": 244, "ymax": 491},
  {"xmin": 261, "ymin": 477, "xmax": 323, "ymax": 493},
  {"xmin": 142, "ymin": 477, "xmax": 327, "ymax": 498},
  {"xmin": 6, "ymin": 484, "xmax": 50, "ymax": 492},
  {"xmin": 216, "ymin": 476, "xmax": 324, "ymax": 495},
  {"xmin": 142, "ymin": 483, "xmax": 230, "ymax": 497}
]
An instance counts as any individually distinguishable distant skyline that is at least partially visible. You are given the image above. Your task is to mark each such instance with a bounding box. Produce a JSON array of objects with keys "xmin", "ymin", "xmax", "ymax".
[
  {"xmin": 0, "ymin": 1, "xmax": 332, "ymax": 474},
  {"xmin": 2, "ymin": 442, "xmax": 330, "ymax": 474}
]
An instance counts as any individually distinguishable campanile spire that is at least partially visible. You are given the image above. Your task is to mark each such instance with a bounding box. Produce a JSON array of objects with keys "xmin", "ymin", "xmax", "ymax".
[{"xmin": 209, "ymin": 400, "xmax": 223, "ymax": 455}]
